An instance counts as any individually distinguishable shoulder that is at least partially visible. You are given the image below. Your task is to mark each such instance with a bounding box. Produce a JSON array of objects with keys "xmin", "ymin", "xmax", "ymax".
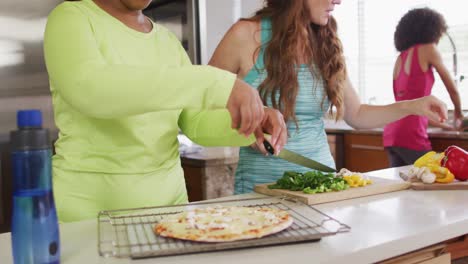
[
  {"xmin": 46, "ymin": 1, "xmax": 94, "ymax": 33},
  {"xmin": 418, "ymin": 43, "xmax": 437, "ymax": 51},
  {"xmin": 417, "ymin": 43, "xmax": 444, "ymax": 67},
  {"xmin": 230, "ymin": 20, "xmax": 259, "ymax": 36},
  {"xmin": 48, "ymin": 1, "xmax": 88, "ymax": 19},
  {"xmin": 225, "ymin": 20, "xmax": 260, "ymax": 45},
  {"xmin": 418, "ymin": 43, "xmax": 440, "ymax": 58},
  {"xmin": 45, "ymin": 1, "xmax": 92, "ymax": 40}
]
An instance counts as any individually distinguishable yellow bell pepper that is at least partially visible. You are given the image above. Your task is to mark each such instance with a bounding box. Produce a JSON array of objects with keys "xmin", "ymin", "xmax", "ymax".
[
  {"xmin": 343, "ymin": 175, "xmax": 372, "ymax": 187},
  {"xmin": 414, "ymin": 151, "xmax": 445, "ymax": 168},
  {"xmin": 426, "ymin": 164, "xmax": 455, "ymax": 183}
]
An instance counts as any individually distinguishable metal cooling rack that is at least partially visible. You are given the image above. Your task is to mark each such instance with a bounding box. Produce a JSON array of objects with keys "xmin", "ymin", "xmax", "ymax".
[{"xmin": 98, "ymin": 197, "xmax": 350, "ymax": 259}]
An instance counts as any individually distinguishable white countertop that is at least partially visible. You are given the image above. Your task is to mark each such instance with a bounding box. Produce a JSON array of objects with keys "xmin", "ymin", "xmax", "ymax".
[{"xmin": 1, "ymin": 166, "xmax": 468, "ymax": 264}]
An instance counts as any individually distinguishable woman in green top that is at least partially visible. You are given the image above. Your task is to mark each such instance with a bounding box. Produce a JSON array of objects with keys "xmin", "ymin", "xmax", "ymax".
[{"xmin": 44, "ymin": 0, "xmax": 287, "ymax": 222}]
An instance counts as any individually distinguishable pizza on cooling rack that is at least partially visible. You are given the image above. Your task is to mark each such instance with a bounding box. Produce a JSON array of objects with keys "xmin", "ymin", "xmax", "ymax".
[{"xmin": 154, "ymin": 206, "xmax": 293, "ymax": 242}]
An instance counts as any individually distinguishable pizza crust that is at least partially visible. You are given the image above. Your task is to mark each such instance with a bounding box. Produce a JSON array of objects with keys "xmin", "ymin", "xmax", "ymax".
[{"xmin": 154, "ymin": 206, "xmax": 293, "ymax": 242}]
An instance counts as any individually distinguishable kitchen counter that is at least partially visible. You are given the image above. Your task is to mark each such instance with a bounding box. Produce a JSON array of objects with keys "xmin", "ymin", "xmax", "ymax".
[
  {"xmin": 324, "ymin": 119, "xmax": 468, "ymax": 172},
  {"xmin": 324, "ymin": 119, "xmax": 468, "ymax": 139},
  {"xmin": 1, "ymin": 166, "xmax": 467, "ymax": 264}
]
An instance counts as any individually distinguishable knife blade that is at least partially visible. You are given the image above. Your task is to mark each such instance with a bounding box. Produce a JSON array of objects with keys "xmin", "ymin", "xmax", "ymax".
[{"xmin": 263, "ymin": 140, "xmax": 336, "ymax": 172}]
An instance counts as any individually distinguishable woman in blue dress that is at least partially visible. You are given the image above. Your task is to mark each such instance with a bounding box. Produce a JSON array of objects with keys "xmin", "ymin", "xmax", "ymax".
[{"xmin": 209, "ymin": 0, "xmax": 450, "ymax": 194}]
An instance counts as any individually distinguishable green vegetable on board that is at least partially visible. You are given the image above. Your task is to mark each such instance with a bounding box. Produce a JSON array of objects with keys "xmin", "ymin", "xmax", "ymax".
[{"xmin": 268, "ymin": 171, "xmax": 349, "ymax": 194}]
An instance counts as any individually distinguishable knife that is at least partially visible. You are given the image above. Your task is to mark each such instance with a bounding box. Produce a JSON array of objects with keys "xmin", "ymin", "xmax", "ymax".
[{"xmin": 263, "ymin": 140, "xmax": 336, "ymax": 172}]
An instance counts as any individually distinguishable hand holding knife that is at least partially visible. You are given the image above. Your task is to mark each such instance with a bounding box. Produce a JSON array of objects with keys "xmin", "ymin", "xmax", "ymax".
[{"xmin": 252, "ymin": 107, "xmax": 288, "ymax": 156}]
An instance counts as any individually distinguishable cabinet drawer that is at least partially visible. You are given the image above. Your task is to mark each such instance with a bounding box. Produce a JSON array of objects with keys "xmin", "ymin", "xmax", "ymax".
[{"xmin": 344, "ymin": 134, "xmax": 388, "ymax": 172}]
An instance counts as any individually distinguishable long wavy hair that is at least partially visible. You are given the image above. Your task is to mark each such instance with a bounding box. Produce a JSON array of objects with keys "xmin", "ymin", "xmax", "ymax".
[{"xmin": 244, "ymin": 0, "xmax": 346, "ymax": 125}]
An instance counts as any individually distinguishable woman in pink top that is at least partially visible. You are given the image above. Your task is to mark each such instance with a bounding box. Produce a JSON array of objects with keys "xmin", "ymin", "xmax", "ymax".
[{"xmin": 383, "ymin": 8, "xmax": 464, "ymax": 167}]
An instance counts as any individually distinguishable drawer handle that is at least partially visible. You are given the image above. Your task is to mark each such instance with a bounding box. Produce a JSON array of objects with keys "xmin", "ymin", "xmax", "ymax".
[{"xmin": 350, "ymin": 144, "xmax": 384, "ymax": 151}]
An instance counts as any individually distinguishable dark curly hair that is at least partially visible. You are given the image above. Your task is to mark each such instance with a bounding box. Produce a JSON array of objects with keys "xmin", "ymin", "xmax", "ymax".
[{"xmin": 394, "ymin": 8, "xmax": 447, "ymax": 52}]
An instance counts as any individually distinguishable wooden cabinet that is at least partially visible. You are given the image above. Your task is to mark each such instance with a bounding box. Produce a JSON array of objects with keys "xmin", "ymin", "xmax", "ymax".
[
  {"xmin": 327, "ymin": 133, "xmax": 344, "ymax": 170},
  {"xmin": 181, "ymin": 165, "xmax": 204, "ymax": 202},
  {"xmin": 343, "ymin": 133, "xmax": 389, "ymax": 172},
  {"xmin": 379, "ymin": 244, "xmax": 450, "ymax": 264},
  {"xmin": 0, "ymin": 141, "xmax": 12, "ymax": 234},
  {"xmin": 430, "ymin": 137, "xmax": 468, "ymax": 152},
  {"xmin": 329, "ymin": 131, "xmax": 468, "ymax": 173}
]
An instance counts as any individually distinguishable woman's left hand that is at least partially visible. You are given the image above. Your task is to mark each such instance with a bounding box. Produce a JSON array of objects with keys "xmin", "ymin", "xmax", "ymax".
[
  {"xmin": 253, "ymin": 107, "xmax": 288, "ymax": 155},
  {"xmin": 406, "ymin": 95, "xmax": 448, "ymax": 123}
]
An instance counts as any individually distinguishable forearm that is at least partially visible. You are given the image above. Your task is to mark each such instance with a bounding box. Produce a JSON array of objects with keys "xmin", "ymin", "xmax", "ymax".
[
  {"xmin": 49, "ymin": 63, "xmax": 234, "ymax": 119},
  {"xmin": 345, "ymin": 101, "xmax": 413, "ymax": 129},
  {"xmin": 439, "ymin": 77, "xmax": 463, "ymax": 117},
  {"xmin": 432, "ymin": 47, "xmax": 463, "ymax": 117},
  {"xmin": 448, "ymin": 90, "xmax": 463, "ymax": 117},
  {"xmin": 178, "ymin": 109, "xmax": 255, "ymax": 146},
  {"xmin": 343, "ymin": 77, "xmax": 417, "ymax": 129}
]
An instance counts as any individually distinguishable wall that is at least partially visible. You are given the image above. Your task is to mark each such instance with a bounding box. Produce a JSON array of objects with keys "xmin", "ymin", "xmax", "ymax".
[
  {"xmin": 0, "ymin": 0, "xmax": 61, "ymax": 98},
  {"xmin": 0, "ymin": 96, "xmax": 55, "ymax": 139},
  {"xmin": 199, "ymin": 0, "xmax": 264, "ymax": 64},
  {"xmin": 241, "ymin": 0, "xmax": 264, "ymax": 17},
  {"xmin": 0, "ymin": 0, "xmax": 60, "ymax": 135}
]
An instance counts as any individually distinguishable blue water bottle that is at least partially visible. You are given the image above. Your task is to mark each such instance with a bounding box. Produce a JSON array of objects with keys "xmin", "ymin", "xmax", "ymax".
[{"xmin": 10, "ymin": 110, "xmax": 60, "ymax": 264}]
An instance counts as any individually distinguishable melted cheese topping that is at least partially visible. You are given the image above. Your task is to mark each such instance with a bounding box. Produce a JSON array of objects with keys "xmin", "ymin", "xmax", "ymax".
[{"xmin": 156, "ymin": 206, "xmax": 292, "ymax": 241}]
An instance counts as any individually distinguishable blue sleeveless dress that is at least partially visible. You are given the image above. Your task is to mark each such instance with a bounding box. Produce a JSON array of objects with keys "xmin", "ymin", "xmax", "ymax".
[{"xmin": 234, "ymin": 18, "xmax": 335, "ymax": 194}]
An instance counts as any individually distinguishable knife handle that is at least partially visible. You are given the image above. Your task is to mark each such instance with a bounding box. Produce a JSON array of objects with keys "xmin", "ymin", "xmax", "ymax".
[{"xmin": 263, "ymin": 140, "xmax": 275, "ymax": 155}]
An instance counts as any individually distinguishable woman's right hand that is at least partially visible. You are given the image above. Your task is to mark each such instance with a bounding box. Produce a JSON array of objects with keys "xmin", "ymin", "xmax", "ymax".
[
  {"xmin": 404, "ymin": 95, "xmax": 448, "ymax": 123},
  {"xmin": 227, "ymin": 79, "xmax": 265, "ymax": 137}
]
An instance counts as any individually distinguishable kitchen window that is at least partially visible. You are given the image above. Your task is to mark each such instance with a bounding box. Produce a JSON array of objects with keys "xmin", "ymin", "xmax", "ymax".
[{"xmin": 334, "ymin": 0, "xmax": 468, "ymax": 110}]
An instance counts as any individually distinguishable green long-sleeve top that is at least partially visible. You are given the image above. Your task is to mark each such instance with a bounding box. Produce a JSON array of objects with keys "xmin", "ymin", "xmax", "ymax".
[{"xmin": 44, "ymin": 1, "xmax": 253, "ymax": 180}]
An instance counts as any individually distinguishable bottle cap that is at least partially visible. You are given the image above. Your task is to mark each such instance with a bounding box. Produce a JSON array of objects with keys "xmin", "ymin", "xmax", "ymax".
[
  {"xmin": 11, "ymin": 110, "xmax": 49, "ymax": 151},
  {"xmin": 17, "ymin": 110, "xmax": 42, "ymax": 129}
]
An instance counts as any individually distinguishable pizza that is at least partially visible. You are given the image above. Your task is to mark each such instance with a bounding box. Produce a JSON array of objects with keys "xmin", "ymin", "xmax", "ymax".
[{"xmin": 154, "ymin": 206, "xmax": 293, "ymax": 242}]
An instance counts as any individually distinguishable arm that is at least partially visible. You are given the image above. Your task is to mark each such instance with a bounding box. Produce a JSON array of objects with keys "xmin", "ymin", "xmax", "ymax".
[
  {"xmin": 180, "ymin": 20, "xmax": 288, "ymax": 150},
  {"xmin": 206, "ymin": 20, "xmax": 287, "ymax": 151},
  {"xmin": 178, "ymin": 109, "xmax": 255, "ymax": 147},
  {"xmin": 343, "ymin": 76, "xmax": 448, "ymax": 129},
  {"xmin": 180, "ymin": 20, "xmax": 287, "ymax": 150},
  {"xmin": 177, "ymin": 41, "xmax": 255, "ymax": 146},
  {"xmin": 424, "ymin": 44, "xmax": 464, "ymax": 126},
  {"xmin": 44, "ymin": 4, "xmax": 235, "ymax": 119}
]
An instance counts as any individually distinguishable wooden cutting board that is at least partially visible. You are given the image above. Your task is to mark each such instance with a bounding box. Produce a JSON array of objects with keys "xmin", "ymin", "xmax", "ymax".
[
  {"xmin": 254, "ymin": 177, "xmax": 411, "ymax": 205},
  {"xmin": 398, "ymin": 171, "xmax": 468, "ymax": 190},
  {"xmin": 410, "ymin": 181, "xmax": 468, "ymax": 190}
]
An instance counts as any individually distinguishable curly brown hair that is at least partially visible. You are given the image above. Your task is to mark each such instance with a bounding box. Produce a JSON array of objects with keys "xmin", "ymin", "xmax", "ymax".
[
  {"xmin": 394, "ymin": 7, "xmax": 447, "ymax": 52},
  {"xmin": 243, "ymin": 0, "xmax": 346, "ymax": 125}
]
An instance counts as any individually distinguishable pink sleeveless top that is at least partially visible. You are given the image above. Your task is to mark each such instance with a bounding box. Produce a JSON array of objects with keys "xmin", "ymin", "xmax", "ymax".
[{"xmin": 383, "ymin": 44, "xmax": 434, "ymax": 151}]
